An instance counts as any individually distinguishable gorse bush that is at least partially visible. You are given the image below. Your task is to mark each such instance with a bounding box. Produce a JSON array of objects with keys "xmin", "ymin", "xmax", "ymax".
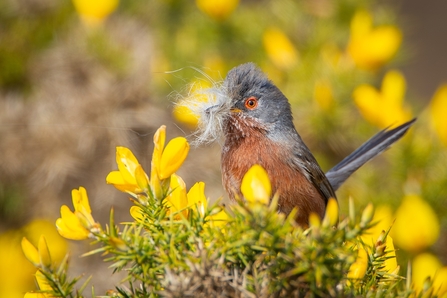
[{"xmin": 21, "ymin": 126, "xmax": 445, "ymax": 297}]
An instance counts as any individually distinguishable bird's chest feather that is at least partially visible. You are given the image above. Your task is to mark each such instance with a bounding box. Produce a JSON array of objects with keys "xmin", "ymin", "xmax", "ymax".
[{"xmin": 221, "ymin": 128, "xmax": 326, "ymax": 226}]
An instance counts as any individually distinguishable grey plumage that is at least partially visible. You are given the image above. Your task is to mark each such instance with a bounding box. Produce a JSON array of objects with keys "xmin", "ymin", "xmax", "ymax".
[{"xmin": 326, "ymin": 118, "xmax": 416, "ymax": 191}]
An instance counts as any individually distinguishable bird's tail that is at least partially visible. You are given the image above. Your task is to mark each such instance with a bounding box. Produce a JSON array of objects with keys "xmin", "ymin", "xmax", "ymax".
[{"xmin": 326, "ymin": 119, "xmax": 416, "ymax": 191}]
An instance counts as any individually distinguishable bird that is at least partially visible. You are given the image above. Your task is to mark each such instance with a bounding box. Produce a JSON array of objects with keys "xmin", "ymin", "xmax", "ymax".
[{"xmin": 187, "ymin": 62, "xmax": 415, "ymax": 227}]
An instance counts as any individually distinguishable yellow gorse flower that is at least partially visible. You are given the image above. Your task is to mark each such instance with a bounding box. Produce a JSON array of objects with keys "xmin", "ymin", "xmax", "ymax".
[
  {"xmin": 165, "ymin": 174, "xmax": 188, "ymax": 219},
  {"xmin": 24, "ymin": 269, "xmax": 53, "ymax": 298},
  {"xmin": 348, "ymin": 246, "xmax": 368, "ymax": 279},
  {"xmin": 72, "ymin": 0, "xmax": 119, "ymax": 27},
  {"xmin": 56, "ymin": 187, "xmax": 97, "ymax": 240},
  {"xmin": 187, "ymin": 182, "xmax": 208, "ymax": 216},
  {"xmin": 361, "ymin": 204, "xmax": 393, "ymax": 247},
  {"xmin": 21, "ymin": 236, "xmax": 51, "ymax": 268},
  {"xmin": 21, "ymin": 236, "xmax": 57, "ymax": 296},
  {"xmin": 187, "ymin": 181, "xmax": 229, "ymax": 226},
  {"xmin": 391, "ymin": 194, "xmax": 440, "ymax": 252},
  {"xmin": 130, "ymin": 206, "xmax": 144, "ymax": 222},
  {"xmin": 106, "ymin": 146, "xmax": 145, "ymax": 195},
  {"xmin": 151, "ymin": 125, "xmax": 190, "ymax": 185},
  {"xmin": 347, "ymin": 10, "xmax": 402, "ymax": 70},
  {"xmin": 196, "ymin": 0, "xmax": 239, "ymax": 21},
  {"xmin": 106, "ymin": 126, "xmax": 189, "ymax": 198},
  {"xmin": 159, "ymin": 137, "xmax": 190, "ymax": 180},
  {"xmin": 241, "ymin": 164, "xmax": 272, "ymax": 205},
  {"xmin": 263, "ymin": 27, "xmax": 299, "ymax": 70},
  {"xmin": 353, "ymin": 70, "xmax": 412, "ymax": 128},
  {"xmin": 430, "ymin": 84, "xmax": 447, "ymax": 146},
  {"xmin": 173, "ymin": 80, "xmax": 213, "ymax": 128},
  {"xmin": 314, "ymin": 80, "xmax": 334, "ymax": 111},
  {"xmin": 322, "ymin": 198, "xmax": 338, "ymax": 227},
  {"xmin": 383, "ymin": 235, "xmax": 398, "ymax": 274},
  {"xmin": 412, "ymin": 253, "xmax": 447, "ymax": 296}
]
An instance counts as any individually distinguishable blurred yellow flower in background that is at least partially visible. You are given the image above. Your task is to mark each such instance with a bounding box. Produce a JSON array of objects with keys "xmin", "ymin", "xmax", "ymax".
[
  {"xmin": 314, "ymin": 80, "xmax": 334, "ymax": 111},
  {"xmin": 347, "ymin": 10, "xmax": 402, "ymax": 70},
  {"xmin": 241, "ymin": 164, "xmax": 272, "ymax": 205},
  {"xmin": 361, "ymin": 204, "xmax": 393, "ymax": 247},
  {"xmin": 430, "ymin": 84, "xmax": 447, "ymax": 146},
  {"xmin": 263, "ymin": 27, "xmax": 299, "ymax": 70},
  {"xmin": 391, "ymin": 194, "xmax": 440, "ymax": 253},
  {"xmin": 412, "ymin": 253, "xmax": 447, "ymax": 297},
  {"xmin": 196, "ymin": 0, "xmax": 239, "ymax": 21},
  {"xmin": 173, "ymin": 80, "xmax": 213, "ymax": 128},
  {"xmin": 72, "ymin": 0, "xmax": 119, "ymax": 27},
  {"xmin": 353, "ymin": 70, "xmax": 412, "ymax": 128},
  {"xmin": 0, "ymin": 220, "xmax": 67, "ymax": 298}
]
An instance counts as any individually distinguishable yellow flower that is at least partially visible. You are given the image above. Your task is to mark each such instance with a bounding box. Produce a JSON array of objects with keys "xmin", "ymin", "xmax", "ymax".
[
  {"xmin": 187, "ymin": 182, "xmax": 208, "ymax": 216},
  {"xmin": 430, "ymin": 84, "xmax": 447, "ymax": 146},
  {"xmin": 165, "ymin": 174, "xmax": 188, "ymax": 219},
  {"xmin": 353, "ymin": 70, "xmax": 412, "ymax": 128},
  {"xmin": 309, "ymin": 212, "xmax": 321, "ymax": 228},
  {"xmin": 56, "ymin": 187, "xmax": 98, "ymax": 240},
  {"xmin": 186, "ymin": 181, "xmax": 229, "ymax": 226},
  {"xmin": 56, "ymin": 205, "xmax": 90, "ymax": 240},
  {"xmin": 106, "ymin": 147, "xmax": 147, "ymax": 195},
  {"xmin": 241, "ymin": 164, "xmax": 272, "ymax": 205},
  {"xmin": 433, "ymin": 267, "xmax": 447, "ymax": 297},
  {"xmin": 382, "ymin": 235, "xmax": 398, "ymax": 274},
  {"xmin": 21, "ymin": 235, "xmax": 52, "ymax": 269},
  {"xmin": 173, "ymin": 80, "xmax": 213, "ymax": 128},
  {"xmin": 207, "ymin": 207, "xmax": 230, "ymax": 228},
  {"xmin": 391, "ymin": 194, "xmax": 440, "ymax": 252},
  {"xmin": 348, "ymin": 247, "xmax": 368, "ymax": 279},
  {"xmin": 24, "ymin": 270, "xmax": 53, "ymax": 298},
  {"xmin": 196, "ymin": 0, "xmax": 239, "ymax": 21},
  {"xmin": 72, "ymin": 0, "xmax": 119, "ymax": 27},
  {"xmin": 322, "ymin": 198, "xmax": 338, "ymax": 227},
  {"xmin": 412, "ymin": 253, "xmax": 447, "ymax": 296},
  {"xmin": 150, "ymin": 126, "xmax": 190, "ymax": 191},
  {"xmin": 263, "ymin": 27, "xmax": 299, "ymax": 70},
  {"xmin": 21, "ymin": 237, "xmax": 41, "ymax": 268},
  {"xmin": 130, "ymin": 206, "xmax": 144, "ymax": 222},
  {"xmin": 361, "ymin": 204, "xmax": 393, "ymax": 246},
  {"xmin": 159, "ymin": 137, "xmax": 190, "ymax": 180},
  {"xmin": 314, "ymin": 80, "xmax": 334, "ymax": 111},
  {"xmin": 347, "ymin": 10, "xmax": 402, "ymax": 70},
  {"xmin": 24, "ymin": 219, "xmax": 68, "ymax": 265}
]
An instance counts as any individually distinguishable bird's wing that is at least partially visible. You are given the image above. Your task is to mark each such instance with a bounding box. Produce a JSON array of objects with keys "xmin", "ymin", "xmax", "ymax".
[{"xmin": 292, "ymin": 147, "xmax": 337, "ymax": 205}]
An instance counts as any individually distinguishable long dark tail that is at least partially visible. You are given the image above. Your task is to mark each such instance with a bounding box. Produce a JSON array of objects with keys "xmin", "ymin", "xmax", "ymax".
[{"xmin": 326, "ymin": 119, "xmax": 416, "ymax": 191}]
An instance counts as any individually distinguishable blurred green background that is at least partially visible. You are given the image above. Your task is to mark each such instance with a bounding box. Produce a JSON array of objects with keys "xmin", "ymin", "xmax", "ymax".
[{"xmin": 0, "ymin": 0, "xmax": 446, "ymax": 296}]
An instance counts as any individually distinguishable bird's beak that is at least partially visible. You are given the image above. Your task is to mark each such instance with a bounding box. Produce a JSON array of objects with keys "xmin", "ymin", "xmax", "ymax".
[{"xmin": 230, "ymin": 108, "xmax": 242, "ymax": 113}]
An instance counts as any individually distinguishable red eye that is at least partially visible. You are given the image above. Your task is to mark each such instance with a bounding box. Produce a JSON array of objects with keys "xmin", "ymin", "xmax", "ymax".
[{"xmin": 244, "ymin": 97, "xmax": 258, "ymax": 110}]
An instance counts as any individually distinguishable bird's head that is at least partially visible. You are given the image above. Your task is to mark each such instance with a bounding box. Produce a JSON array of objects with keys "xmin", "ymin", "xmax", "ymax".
[{"xmin": 180, "ymin": 63, "xmax": 294, "ymax": 145}]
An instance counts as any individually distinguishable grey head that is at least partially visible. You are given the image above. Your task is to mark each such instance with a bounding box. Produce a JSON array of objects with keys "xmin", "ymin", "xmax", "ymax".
[{"xmin": 223, "ymin": 63, "xmax": 296, "ymax": 135}]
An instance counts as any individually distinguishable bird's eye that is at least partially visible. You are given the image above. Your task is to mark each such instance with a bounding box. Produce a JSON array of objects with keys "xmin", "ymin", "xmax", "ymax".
[{"xmin": 244, "ymin": 97, "xmax": 258, "ymax": 110}]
